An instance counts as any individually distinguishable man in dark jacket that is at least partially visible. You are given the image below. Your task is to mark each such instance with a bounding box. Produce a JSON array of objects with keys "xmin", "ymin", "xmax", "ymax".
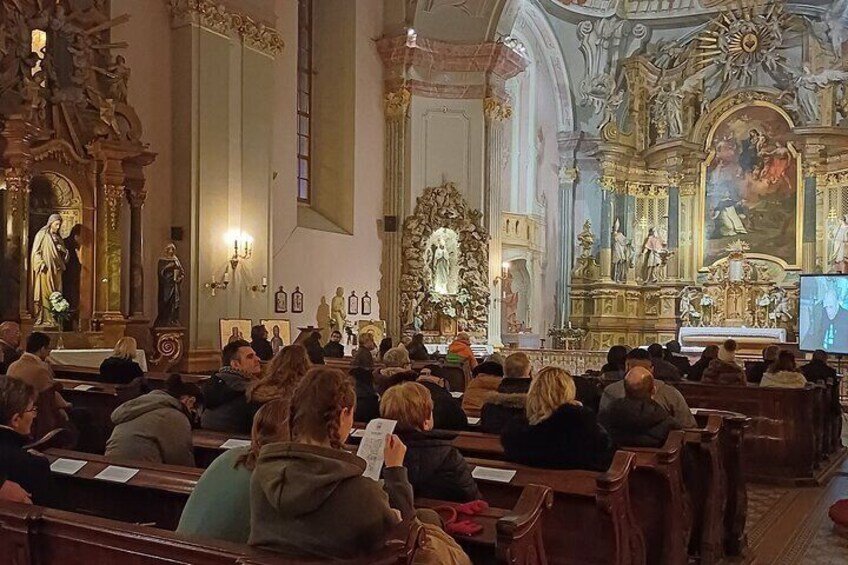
[
  {"xmin": 249, "ymin": 325, "xmax": 274, "ymax": 362},
  {"xmin": 380, "ymin": 381, "xmax": 480, "ymax": 502},
  {"xmin": 0, "ymin": 376, "xmax": 54, "ymax": 505},
  {"xmin": 647, "ymin": 343, "xmax": 681, "ymax": 382},
  {"xmin": 664, "ymin": 340, "xmax": 690, "ymax": 378},
  {"xmin": 416, "ymin": 367, "xmax": 468, "ymax": 431},
  {"xmin": 200, "ymin": 340, "xmax": 262, "ymax": 434},
  {"xmin": 0, "ymin": 322, "xmax": 22, "ymax": 374},
  {"xmin": 800, "ymin": 349, "xmax": 837, "ymax": 384},
  {"xmin": 746, "ymin": 345, "xmax": 779, "ymax": 384},
  {"xmin": 599, "ymin": 367, "xmax": 680, "ymax": 448},
  {"xmin": 323, "ymin": 331, "xmax": 345, "ymax": 359}
]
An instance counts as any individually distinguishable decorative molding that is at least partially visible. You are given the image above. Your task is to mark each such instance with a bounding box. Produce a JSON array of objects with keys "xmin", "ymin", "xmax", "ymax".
[
  {"xmin": 384, "ymin": 88, "xmax": 411, "ymax": 119},
  {"xmin": 483, "ymin": 97, "xmax": 512, "ymax": 121},
  {"xmin": 166, "ymin": 0, "xmax": 284, "ymax": 56},
  {"xmin": 558, "ymin": 167, "xmax": 578, "ymax": 184}
]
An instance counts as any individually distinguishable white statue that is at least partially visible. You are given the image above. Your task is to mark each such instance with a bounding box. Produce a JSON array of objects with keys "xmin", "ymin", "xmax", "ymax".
[
  {"xmin": 680, "ymin": 286, "xmax": 701, "ymax": 327},
  {"xmin": 791, "ymin": 66, "xmax": 848, "ymax": 124},
  {"xmin": 31, "ymin": 214, "xmax": 69, "ymax": 326},
  {"xmin": 611, "ymin": 217, "xmax": 628, "ymax": 283},
  {"xmin": 331, "ymin": 287, "xmax": 346, "ymax": 332},
  {"xmin": 432, "ymin": 238, "xmax": 451, "ymax": 294},
  {"xmin": 639, "ymin": 228, "xmax": 665, "ymax": 283},
  {"xmin": 831, "ymin": 214, "xmax": 848, "ymax": 273},
  {"xmin": 769, "ymin": 286, "xmax": 793, "ymax": 324}
]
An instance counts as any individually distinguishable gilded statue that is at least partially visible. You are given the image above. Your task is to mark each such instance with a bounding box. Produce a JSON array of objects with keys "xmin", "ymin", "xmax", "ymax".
[{"xmin": 31, "ymin": 214, "xmax": 69, "ymax": 326}]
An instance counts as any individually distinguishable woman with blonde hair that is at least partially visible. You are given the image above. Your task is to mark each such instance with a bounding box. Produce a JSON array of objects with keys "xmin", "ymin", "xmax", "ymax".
[
  {"xmin": 178, "ymin": 398, "xmax": 290, "ymax": 544},
  {"xmin": 98, "ymin": 336, "xmax": 145, "ymax": 384},
  {"xmin": 247, "ymin": 344, "xmax": 311, "ymax": 405},
  {"xmin": 500, "ymin": 366, "xmax": 613, "ymax": 471}
]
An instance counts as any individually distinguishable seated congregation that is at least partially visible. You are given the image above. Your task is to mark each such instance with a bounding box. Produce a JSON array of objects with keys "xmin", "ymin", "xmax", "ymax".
[{"xmin": 0, "ymin": 321, "xmax": 843, "ymax": 564}]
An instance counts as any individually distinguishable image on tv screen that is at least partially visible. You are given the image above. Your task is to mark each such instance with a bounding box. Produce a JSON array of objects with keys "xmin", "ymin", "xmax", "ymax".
[{"xmin": 799, "ymin": 274, "xmax": 848, "ymax": 354}]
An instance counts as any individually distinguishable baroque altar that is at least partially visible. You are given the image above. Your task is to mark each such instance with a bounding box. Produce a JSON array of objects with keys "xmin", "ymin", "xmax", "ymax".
[{"xmin": 0, "ymin": 1, "xmax": 155, "ymax": 348}]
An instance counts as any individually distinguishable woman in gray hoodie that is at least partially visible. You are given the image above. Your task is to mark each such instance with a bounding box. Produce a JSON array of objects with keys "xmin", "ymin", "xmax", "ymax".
[
  {"xmin": 105, "ymin": 374, "xmax": 202, "ymax": 466},
  {"xmin": 250, "ymin": 367, "xmax": 413, "ymax": 559}
]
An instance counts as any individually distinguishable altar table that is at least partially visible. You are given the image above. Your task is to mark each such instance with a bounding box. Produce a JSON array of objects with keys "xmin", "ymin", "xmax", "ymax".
[
  {"xmin": 678, "ymin": 327, "xmax": 786, "ymax": 352},
  {"xmin": 425, "ymin": 344, "xmax": 494, "ymax": 357},
  {"xmin": 49, "ymin": 349, "xmax": 148, "ymax": 372}
]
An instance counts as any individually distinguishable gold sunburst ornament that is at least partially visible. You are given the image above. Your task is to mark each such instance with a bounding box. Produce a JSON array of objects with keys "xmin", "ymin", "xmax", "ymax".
[{"xmin": 696, "ymin": 3, "xmax": 788, "ymax": 83}]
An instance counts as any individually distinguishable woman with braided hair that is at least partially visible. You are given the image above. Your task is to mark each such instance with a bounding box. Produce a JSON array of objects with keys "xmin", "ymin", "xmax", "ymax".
[{"xmin": 250, "ymin": 367, "xmax": 414, "ymax": 558}]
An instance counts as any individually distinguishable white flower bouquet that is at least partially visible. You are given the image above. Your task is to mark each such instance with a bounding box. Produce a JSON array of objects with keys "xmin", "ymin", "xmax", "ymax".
[{"xmin": 48, "ymin": 291, "xmax": 71, "ymax": 327}]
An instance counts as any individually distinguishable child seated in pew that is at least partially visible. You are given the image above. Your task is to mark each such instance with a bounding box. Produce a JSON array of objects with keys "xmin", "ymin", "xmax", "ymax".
[
  {"xmin": 500, "ymin": 367, "xmax": 614, "ymax": 472},
  {"xmin": 0, "ymin": 376, "xmax": 55, "ymax": 505},
  {"xmin": 250, "ymin": 367, "xmax": 415, "ymax": 559},
  {"xmin": 380, "ymin": 381, "xmax": 481, "ymax": 502},
  {"xmin": 177, "ymin": 398, "xmax": 289, "ymax": 544},
  {"xmin": 105, "ymin": 374, "xmax": 202, "ymax": 467}
]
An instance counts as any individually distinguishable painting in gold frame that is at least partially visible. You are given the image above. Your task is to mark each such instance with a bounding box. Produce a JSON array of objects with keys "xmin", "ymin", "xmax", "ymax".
[
  {"xmin": 219, "ymin": 319, "xmax": 251, "ymax": 350},
  {"xmin": 698, "ymin": 102, "xmax": 802, "ymax": 269},
  {"xmin": 260, "ymin": 319, "xmax": 292, "ymax": 356}
]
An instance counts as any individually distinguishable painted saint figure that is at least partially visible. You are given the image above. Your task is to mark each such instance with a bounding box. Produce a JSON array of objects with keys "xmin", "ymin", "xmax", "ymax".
[
  {"xmin": 31, "ymin": 214, "xmax": 69, "ymax": 326},
  {"xmin": 154, "ymin": 243, "xmax": 184, "ymax": 327}
]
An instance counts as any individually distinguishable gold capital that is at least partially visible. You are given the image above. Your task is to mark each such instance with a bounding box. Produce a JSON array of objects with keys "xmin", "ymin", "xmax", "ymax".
[{"xmin": 384, "ymin": 88, "xmax": 411, "ymax": 119}]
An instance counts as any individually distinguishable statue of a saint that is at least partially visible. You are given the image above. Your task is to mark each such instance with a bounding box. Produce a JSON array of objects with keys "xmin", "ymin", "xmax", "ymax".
[
  {"xmin": 831, "ymin": 214, "xmax": 848, "ymax": 273},
  {"xmin": 639, "ymin": 228, "xmax": 665, "ymax": 283},
  {"xmin": 331, "ymin": 287, "xmax": 346, "ymax": 332},
  {"xmin": 154, "ymin": 243, "xmax": 184, "ymax": 327},
  {"xmin": 611, "ymin": 218, "xmax": 628, "ymax": 283},
  {"xmin": 432, "ymin": 238, "xmax": 450, "ymax": 294},
  {"xmin": 31, "ymin": 214, "xmax": 69, "ymax": 326}
]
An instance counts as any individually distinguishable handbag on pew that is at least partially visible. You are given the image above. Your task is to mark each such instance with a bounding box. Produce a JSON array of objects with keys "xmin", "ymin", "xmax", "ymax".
[{"xmin": 412, "ymin": 519, "xmax": 471, "ymax": 565}]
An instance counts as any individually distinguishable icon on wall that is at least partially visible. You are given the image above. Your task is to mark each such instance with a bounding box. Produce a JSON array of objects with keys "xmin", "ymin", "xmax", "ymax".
[
  {"xmin": 260, "ymin": 319, "xmax": 292, "ymax": 355},
  {"xmin": 292, "ymin": 286, "xmax": 304, "ymax": 313},
  {"xmin": 219, "ymin": 319, "xmax": 251, "ymax": 350},
  {"xmin": 361, "ymin": 291, "xmax": 372, "ymax": 316},
  {"xmin": 348, "ymin": 290, "xmax": 359, "ymax": 315},
  {"xmin": 274, "ymin": 286, "xmax": 288, "ymax": 313}
]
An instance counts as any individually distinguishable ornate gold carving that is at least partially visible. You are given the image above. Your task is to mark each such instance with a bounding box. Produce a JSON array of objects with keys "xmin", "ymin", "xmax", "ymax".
[
  {"xmin": 384, "ymin": 88, "xmax": 411, "ymax": 119},
  {"xmin": 483, "ymin": 97, "xmax": 512, "ymax": 121},
  {"xmin": 2, "ymin": 167, "xmax": 30, "ymax": 214},
  {"xmin": 558, "ymin": 167, "xmax": 578, "ymax": 184},
  {"xmin": 167, "ymin": 0, "xmax": 284, "ymax": 56},
  {"xmin": 103, "ymin": 184, "xmax": 124, "ymax": 230}
]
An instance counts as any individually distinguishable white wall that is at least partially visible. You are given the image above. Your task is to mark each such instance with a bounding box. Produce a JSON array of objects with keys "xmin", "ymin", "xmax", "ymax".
[{"xmin": 271, "ymin": 0, "xmax": 384, "ymax": 331}]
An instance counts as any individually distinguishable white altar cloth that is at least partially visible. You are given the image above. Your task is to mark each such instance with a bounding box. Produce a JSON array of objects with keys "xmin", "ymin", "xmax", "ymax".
[
  {"xmin": 425, "ymin": 344, "xmax": 494, "ymax": 357},
  {"xmin": 678, "ymin": 327, "xmax": 786, "ymax": 348},
  {"xmin": 49, "ymin": 349, "xmax": 148, "ymax": 372}
]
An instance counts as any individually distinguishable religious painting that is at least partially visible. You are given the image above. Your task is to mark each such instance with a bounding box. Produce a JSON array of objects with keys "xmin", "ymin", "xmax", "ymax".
[
  {"xmin": 361, "ymin": 292, "xmax": 372, "ymax": 316},
  {"xmin": 701, "ymin": 103, "xmax": 800, "ymax": 268},
  {"xmin": 348, "ymin": 291, "xmax": 359, "ymax": 315},
  {"xmin": 274, "ymin": 286, "xmax": 288, "ymax": 313},
  {"xmin": 219, "ymin": 319, "xmax": 251, "ymax": 350},
  {"xmin": 260, "ymin": 319, "xmax": 292, "ymax": 356},
  {"xmin": 292, "ymin": 287, "xmax": 304, "ymax": 313},
  {"xmin": 358, "ymin": 320, "xmax": 386, "ymax": 347}
]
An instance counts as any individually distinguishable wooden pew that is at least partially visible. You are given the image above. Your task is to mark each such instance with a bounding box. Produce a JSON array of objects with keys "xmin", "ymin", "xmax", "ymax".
[
  {"xmin": 193, "ymin": 429, "xmax": 250, "ymax": 468},
  {"xmin": 682, "ymin": 414, "xmax": 724, "ymax": 565},
  {"xmin": 467, "ymin": 451, "xmax": 646, "ymax": 565},
  {"xmin": 57, "ymin": 378, "xmax": 143, "ymax": 453},
  {"xmin": 673, "ymin": 381, "xmax": 843, "ymax": 484},
  {"xmin": 0, "ymin": 501, "xmax": 421, "ymax": 564},
  {"xmin": 53, "ymin": 365, "xmax": 210, "ymax": 389},
  {"xmin": 42, "ymin": 449, "xmax": 550, "ymax": 564}
]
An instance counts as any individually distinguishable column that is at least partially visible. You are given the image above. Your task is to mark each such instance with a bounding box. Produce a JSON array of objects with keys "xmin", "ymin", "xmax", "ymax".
[
  {"xmin": 484, "ymin": 97, "xmax": 509, "ymax": 347},
  {"xmin": 803, "ymin": 168, "xmax": 817, "ymax": 272},
  {"xmin": 126, "ymin": 186, "xmax": 146, "ymax": 319},
  {"xmin": 3, "ymin": 167, "xmax": 30, "ymax": 321},
  {"xmin": 599, "ymin": 187, "xmax": 613, "ymax": 280},
  {"xmin": 380, "ymin": 88, "xmax": 410, "ymax": 342},
  {"xmin": 666, "ymin": 182, "xmax": 680, "ymax": 280},
  {"xmin": 90, "ymin": 146, "xmax": 126, "ymax": 320},
  {"xmin": 557, "ymin": 167, "xmax": 577, "ymax": 327}
]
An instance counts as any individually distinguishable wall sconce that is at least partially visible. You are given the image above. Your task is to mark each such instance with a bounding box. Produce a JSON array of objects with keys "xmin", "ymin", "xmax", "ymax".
[
  {"xmin": 493, "ymin": 261, "xmax": 511, "ymax": 285},
  {"xmin": 250, "ymin": 276, "xmax": 269, "ymax": 293},
  {"xmin": 206, "ymin": 269, "xmax": 231, "ymax": 297},
  {"xmin": 229, "ymin": 235, "xmax": 253, "ymax": 271}
]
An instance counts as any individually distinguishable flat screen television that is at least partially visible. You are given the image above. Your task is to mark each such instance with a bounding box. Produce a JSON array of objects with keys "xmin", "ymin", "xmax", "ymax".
[{"xmin": 798, "ymin": 274, "xmax": 848, "ymax": 354}]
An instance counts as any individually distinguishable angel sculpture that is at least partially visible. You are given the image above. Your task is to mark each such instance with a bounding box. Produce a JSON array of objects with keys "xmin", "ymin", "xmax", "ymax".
[
  {"xmin": 679, "ymin": 286, "xmax": 701, "ymax": 327},
  {"xmin": 788, "ymin": 66, "xmax": 848, "ymax": 124},
  {"xmin": 806, "ymin": 0, "xmax": 848, "ymax": 59},
  {"xmin": 651, "ymin": 68, "xmax": 711, "ymax": 138}
]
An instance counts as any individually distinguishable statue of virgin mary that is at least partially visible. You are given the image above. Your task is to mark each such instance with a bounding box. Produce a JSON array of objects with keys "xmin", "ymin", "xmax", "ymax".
[{"xmin": 31, "ymin": 214, "xmax": 69, "ymax": 325}]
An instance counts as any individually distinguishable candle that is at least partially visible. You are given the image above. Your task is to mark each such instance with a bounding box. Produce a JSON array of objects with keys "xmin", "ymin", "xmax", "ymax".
[
  {"xmin": 211, "ymin": 275, "xmax": 216, "ymax": 283},
  {"xmin": 568, "ymin": 321, "xmax": 573, "ymax": 329},
  {"xmin": 223, "ymin": 270, "xmax": 230, "ymax": 283},
  {"xmin": 233, "ymin": 239, "xmax": 238, "ymax": 254},
  {"xmin": 262, "ymin": 276, "xmax": 268, "ymax": 286}
]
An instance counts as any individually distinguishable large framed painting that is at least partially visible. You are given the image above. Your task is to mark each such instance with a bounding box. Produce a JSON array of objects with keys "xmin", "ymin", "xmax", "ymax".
[
  {"xmin": 260, "ymin": 319, "xmax": 292, "ymax": 356},
  {"xmin": 219, "ymin": 319, "xmax": 252, "ymax": 350},
  {"xmin": 699, "ymin": 103, "xmax": 802, "ymax": 268}
]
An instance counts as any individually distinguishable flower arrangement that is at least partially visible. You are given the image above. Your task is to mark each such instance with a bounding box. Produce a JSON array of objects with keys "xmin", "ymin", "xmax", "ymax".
[{"xmin": 48, "ymin": 291, "xmax": 71, "ymax": 328}]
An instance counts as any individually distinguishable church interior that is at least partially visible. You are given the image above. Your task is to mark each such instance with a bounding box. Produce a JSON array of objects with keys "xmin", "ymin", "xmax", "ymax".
[{"xmin": 3, "ymin": 0, "xmax": 848, "ymax": 563}]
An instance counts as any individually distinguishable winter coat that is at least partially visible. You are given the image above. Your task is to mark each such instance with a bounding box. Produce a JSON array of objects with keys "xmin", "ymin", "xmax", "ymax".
[
  {"xmin": 0, "ymin": 426, "xmax": 54, "ymax": 505},
  {"xmin": 407, "ymin": 342, "xmax": 431, "ymax": 361},
  {"xmin": 201, "ymin": 367, "xmax": 254, "ymax": 434},
  {"xmin": 461, "ymin": 375, "xmax": 502, "ymax": 415},
  {"xmin": 599, "ymin": 397, "xmax": 680, "ymax": 448},
  {"xmin": 760, "ymin": 370, "xmax": 807, "ymax": 389},
  {"xmin": 177, "ymin": 446, "xmax": 252, "ymax": 543},
  {"xmin": 480, "ymin": 392, "xmax": 526, "ymax": 435},
  {"xmin": 501, "ymin": 404, "xmax": 614, "ymax": 471},
  {"xmin": 446, "ymin": 340, "xmax": 477, "ymax": 369},
  {"xmin": 418, "ymin": 377, "xmax": 468, "ymax": 431},
  {"xmin": 98, "ymin": 356, "xmax": 145, "ymax": 385},
  {"xmin": 600, "ymin": 379, "xmax": 697, "ymax": 429},
  {"xmin": 394, "ymin": 429, "xmax": 480, "ymax": 502},
  {"xmin": 800, "ymin": 360, "xmax": 837, "ymax": 384},
  {"xmin": 249, "ymin": 442, "xmax": 414, "ymax": 559},
  {"xmin": 323, "ymin": 341, "xmax": 345, "ymax": 359},
  {"xmin": 666, "ymin": 353, "xmax": 691, "ymax": 378},
  {"xmin": 251, "ymin": 339, "xmax": 274, "ymax": 362},
  {"xmin": 651, "ymin": 358, "xmax": 682, "ymax": 382},
  {"xmin": 687, "ymin": 357, "xmax": 711, "ymax": 382},
  {"xmin": 374, "ymin": 367, "xmax": 413, "ymax": 395},
  {"xmin": 702, "ymin": 359, "xmax": 747, "ymax": 385},
  {"xmin": 350, "ymin": 367, "xmax": 380, "ymax": 424},
  {"xmin": 745, "ymin": 360, "xmax": 769, "ymax": 384},
  {"xmin": 105, "ymin": 389, "xmax": 195, "ymax": 466},
  {"xmin": 0, "ymin": 340, "xmax": 21, "ymax": 375}
]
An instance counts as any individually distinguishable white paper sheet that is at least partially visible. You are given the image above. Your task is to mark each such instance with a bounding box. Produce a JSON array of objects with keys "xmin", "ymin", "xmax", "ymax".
[
  {"xmin": 467, "ymin": 417, "xmax": 481, "ymax": 425},
  {"xmin": 94, "ymin": 465, "xmax": 139, "ymax": 483},
  {"xmin": 355, "ymin": 418, "xmax": 397, "ymax": 481},
  {"xmin": 450, "ymin": 391, "xmax": 463, "ymax": 398},
  {"xmin": 472, "ymin": 466, "xmax": 517, "ymax": 483},
  {"xmin": 73, "ymin": 384, "xmax": 96, "ymax": 391},
  {"xmin": 350, "ymin": 429, "xmax": 367, "ymax": 438},
  {"xmin": 50, "ymin": 458, "xmax": 87, "ymax": 475},
  {"xmin": 219, "ymin": 438, "xmax": 251, "ymax": 449}
]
